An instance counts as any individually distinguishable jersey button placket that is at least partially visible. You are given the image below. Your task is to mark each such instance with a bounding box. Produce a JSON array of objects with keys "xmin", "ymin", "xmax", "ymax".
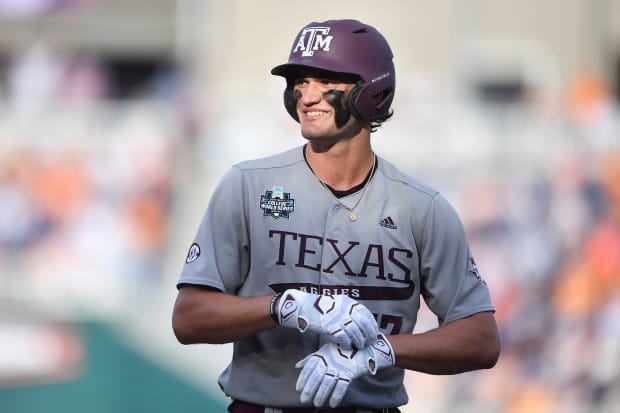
[
  {"xmin": 331, "ymin": 203, "xmax": 341, "ymax": 236},
  {"xmin": 323, "ymin": 202, "xmax": 342, "ymax": 287}
]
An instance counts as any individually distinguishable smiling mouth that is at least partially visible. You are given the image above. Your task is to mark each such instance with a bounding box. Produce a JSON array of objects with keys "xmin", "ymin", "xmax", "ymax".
[{"xmin": 305, "ymin": 110, "xmax": 329, "ymax": 117}]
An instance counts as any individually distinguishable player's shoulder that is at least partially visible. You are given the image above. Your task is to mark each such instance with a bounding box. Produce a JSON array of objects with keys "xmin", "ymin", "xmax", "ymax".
[
  {"xmin": 233, "ymin": 146, "xmax": 305, "ymax": 171},
  {"xmin": 378, "ymin": 156, "xmax": 439, "ymax": 199},
  {"xmin": 378, "ymin": 157, "xmax": 463, "ymax": 227}
]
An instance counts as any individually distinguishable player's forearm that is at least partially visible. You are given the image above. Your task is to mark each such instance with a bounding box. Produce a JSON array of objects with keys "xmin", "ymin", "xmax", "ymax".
[
  {"xmin": 388, "ymin": 311, "xmax": 500, "ymax": 374},
  {"xmin": 172, "ymin": 287, "xmax": 275, "ymax": 344}
]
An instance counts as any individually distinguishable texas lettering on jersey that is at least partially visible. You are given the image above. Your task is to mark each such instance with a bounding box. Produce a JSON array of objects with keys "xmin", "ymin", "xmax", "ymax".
[{"xmin": 267, "ymin": 229, "xmax": 416, "ymax": 301}]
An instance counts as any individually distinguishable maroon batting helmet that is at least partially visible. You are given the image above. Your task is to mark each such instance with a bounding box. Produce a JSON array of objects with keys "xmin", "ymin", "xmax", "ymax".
[{"xmin": 271, "ymin": 19, "xmax": 395, "ymax": 122}]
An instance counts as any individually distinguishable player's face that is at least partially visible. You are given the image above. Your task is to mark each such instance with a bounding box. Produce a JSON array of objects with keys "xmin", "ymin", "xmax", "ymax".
[{"xmin": 292, "ymin": 76, "xmax": 360, "ymax": 141}]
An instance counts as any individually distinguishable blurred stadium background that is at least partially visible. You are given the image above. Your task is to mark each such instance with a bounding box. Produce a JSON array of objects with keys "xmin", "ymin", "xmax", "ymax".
[{"xmin": 0, "ymin": 1, "xmax": 619, "ymax": 412}]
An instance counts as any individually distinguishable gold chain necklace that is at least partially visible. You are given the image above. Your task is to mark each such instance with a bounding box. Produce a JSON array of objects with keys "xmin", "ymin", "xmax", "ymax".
[{"xmin": 307, "ymin": 155, "xmax": 377, "ymax": 222}]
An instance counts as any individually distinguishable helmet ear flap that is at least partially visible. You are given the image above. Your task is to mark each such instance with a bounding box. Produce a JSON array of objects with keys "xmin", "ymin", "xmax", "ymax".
[
  {"xmin": 345, "ymin": 83, "xmax": 364, "ymax": 120},
  {"xmin": 283, "ymin": 87, "xmax": 300, "ymax": 122},
  {"xmin": 347, "ymin": 81, "xmax": 395, "ymax": 121}
]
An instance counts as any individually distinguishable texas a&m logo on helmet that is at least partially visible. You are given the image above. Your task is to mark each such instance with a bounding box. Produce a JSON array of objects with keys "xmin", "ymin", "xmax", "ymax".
[{"xmin": 293, "ymin": 26, "xmax": 333, "ymax": 57}]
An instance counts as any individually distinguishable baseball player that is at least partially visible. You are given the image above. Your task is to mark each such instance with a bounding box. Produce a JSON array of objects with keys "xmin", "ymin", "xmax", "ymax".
[{"xmin": 173, "ymin": 19, "xmax": 500, "ymax": 413}]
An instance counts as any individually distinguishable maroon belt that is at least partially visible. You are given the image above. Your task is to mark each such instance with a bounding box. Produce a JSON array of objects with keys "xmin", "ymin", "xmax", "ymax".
[{"xmin": 228, "ymin": 400, "xmax": 400, "ymax": 413}]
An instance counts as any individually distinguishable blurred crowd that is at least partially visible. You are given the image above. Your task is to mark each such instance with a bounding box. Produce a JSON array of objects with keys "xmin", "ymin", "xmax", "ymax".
[
  {"xmin": 0, "ymin": 127, "xmax": 177, "ymax": 309},
  {"xmin": 447, "ymin": 151, "xmax": 620, "ymax": 413},
  {"xmin": 0, "ymin": 39, "xmax": 186, "ymax": 311},
  {"xmin": 402, "ymin": 74, "xmax": 620, "ymax": 413}
]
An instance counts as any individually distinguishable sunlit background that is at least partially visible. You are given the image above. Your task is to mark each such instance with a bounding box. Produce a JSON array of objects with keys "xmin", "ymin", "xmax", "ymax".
[{"xmin": 1, "ymin": 1, "xmax": 619, "ymax": 412}]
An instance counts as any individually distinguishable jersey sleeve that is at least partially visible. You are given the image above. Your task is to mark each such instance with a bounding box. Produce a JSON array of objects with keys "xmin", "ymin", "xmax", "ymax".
[
  {"xmin": 177, "ymin": 166, "xmax": 249, "ymax": 293},
  {"xmin": 418, "ymin": 193, "xmax": 495, "ymax": 325}
]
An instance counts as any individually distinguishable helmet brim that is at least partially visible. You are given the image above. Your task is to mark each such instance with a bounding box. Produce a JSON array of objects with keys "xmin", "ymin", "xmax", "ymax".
[{"xmin": 271, "ymin": 63, "xmax": 360, "ymax": 82}]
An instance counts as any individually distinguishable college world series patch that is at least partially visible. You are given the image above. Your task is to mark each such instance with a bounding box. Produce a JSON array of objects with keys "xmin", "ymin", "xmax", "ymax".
[{"xmin": 260, "ymin": 186, "xmax": 295, "ymax": 219}]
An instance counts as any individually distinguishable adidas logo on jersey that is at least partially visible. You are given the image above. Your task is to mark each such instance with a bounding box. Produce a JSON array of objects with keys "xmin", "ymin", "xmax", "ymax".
[{"xmin": 379, "ymin": 216, "xmax": 397, "ymax": 230}]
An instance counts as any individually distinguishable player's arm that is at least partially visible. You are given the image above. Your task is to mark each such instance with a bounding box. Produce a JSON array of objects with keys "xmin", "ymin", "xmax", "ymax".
[
  {"xmin": 172, "ymin": 286, "xmax": 274, "ymax": 344},
  {"xmin": 173, "ymin": 286, "xmax": 379, "ymax": 348},
  {"xmin": 388, "ymin": 310, "xmax": 500, "ymax": 374}
]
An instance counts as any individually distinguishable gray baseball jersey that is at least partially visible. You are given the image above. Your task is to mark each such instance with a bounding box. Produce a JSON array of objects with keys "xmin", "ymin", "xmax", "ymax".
[{"xmin": 178, "ymin": 145, "xmax": 495, "ymax": 408}]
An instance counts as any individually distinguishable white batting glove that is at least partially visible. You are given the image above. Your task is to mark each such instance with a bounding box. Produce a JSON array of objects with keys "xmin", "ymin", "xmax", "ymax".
[
  {"xmin": 295, "ymin": 333, "xmax": 395, "ymax": 408},
  {"xmin": 276, "ymin": 289, "xmax": 378, "ymax": 349}
]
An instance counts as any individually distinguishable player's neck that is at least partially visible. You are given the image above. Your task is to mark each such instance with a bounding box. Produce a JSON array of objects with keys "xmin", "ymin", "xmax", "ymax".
[{"xmin": 304, "ymin": 142, "xmax": 375, "ymax": 191}]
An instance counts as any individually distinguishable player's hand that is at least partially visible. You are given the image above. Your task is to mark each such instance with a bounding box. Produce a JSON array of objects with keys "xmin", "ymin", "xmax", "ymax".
[
  {"xmin": 295, "ymin": 333, "xmax": 395, "ymax": 407},
  {"xmin": 276, "ymin": 289, "xmax": 378, "ymax": 349}
]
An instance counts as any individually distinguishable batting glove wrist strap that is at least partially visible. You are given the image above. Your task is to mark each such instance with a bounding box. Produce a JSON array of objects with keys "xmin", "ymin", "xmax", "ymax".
[
  {"xmin": 269, "ymin": 292, "xmax": 283, "ymax": 324},
  {"xmin": 276, "ymin": 289, "xmax": 379, "ymax": 349}
]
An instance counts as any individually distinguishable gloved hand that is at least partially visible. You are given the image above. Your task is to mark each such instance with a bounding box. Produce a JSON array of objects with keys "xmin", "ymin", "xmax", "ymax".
[
  {"xmin": 276, "ymin": 289, "xmax": 378, "ymax": 349},
  {"xmin": 295, "ymin": 333, "xmax": 395, "ymax": 408}
]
